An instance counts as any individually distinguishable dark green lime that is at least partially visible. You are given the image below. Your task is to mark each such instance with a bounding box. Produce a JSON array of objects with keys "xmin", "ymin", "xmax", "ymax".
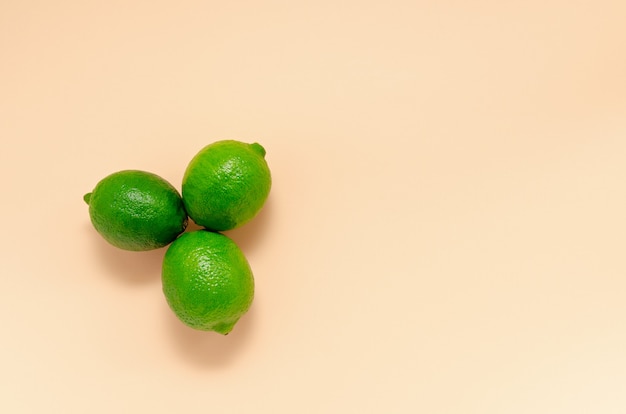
[{"xmin": 85, "ymin": 170, "xmax": 187, "ymax": 251}]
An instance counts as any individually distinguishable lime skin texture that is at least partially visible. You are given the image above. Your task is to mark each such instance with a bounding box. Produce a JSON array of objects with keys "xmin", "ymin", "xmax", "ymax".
[
  {"xmin": 161, "ymin": 230, "xmax": 255, "ymax": 335},
  {"xmin": 84, "ymin": 170, "xmax": 188, "ymax": 251}
]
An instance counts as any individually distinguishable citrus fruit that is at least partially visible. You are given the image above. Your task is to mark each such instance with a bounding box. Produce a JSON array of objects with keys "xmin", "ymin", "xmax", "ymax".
[
  {"xmin": 162, "ymin": 230, "xmax": 254, "ymax": 334},
  {"xmin": 182, "ymin": 140, "xmax": 271, "ymax": 231},
  {"xmin": 84, "ymin": 170, "xmax": 188, "ymax": 251}
]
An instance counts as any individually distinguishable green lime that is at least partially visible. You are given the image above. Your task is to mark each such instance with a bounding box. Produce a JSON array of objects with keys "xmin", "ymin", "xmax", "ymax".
[
  {"xmin": 182, "ymin": 140, "xmax": 271, "ymax": 231},
  {"xmin": 84, "ymin": 170, "xmax": 188, "ymax": 251},
  {"xmin": 161, "ymin": 230, "xmax": 254, "ymax": 334}
]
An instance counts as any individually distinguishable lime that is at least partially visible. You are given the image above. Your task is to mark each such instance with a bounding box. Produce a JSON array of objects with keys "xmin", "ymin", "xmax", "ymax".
[
  {"xmin": 162, "ymin": 230, "xmax": 254, "ymax": 334},
  {"xmin": 182, "ymin": 140, "xmax": 271, "ymax": 231},
  {"xmin": 84, "ymin": 170, "xmax": 188, "ymax": 251}
]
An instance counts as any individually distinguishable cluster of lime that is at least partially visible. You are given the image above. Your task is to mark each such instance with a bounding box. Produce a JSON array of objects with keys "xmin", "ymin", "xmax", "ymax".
[{"xmin": 84, "ymin": 140, "xmax": 271, "ymax": 335}]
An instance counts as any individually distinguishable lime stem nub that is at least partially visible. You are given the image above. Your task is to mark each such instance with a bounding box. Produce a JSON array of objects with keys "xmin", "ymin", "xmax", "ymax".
[
  {"xmin": 83, "ymin": 192, "xmax": 92, "ymax": 205},
  {"xmin": 212, "ymin": 320, "xmax": 238, "ymax": 335},
  {"xmin": 250, "ymin": 142, "xmax": 266, "ymax": 158}
]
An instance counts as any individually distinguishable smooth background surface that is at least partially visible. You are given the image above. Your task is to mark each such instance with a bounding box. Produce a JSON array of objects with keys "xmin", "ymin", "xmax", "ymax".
[{"xmin": 1, "ymin": 1, "xmax": 626, "ymax": 412}]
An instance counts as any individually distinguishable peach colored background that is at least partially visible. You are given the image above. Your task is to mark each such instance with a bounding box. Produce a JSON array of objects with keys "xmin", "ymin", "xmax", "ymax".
[{"xmin": 1, "ymin": 1, "xmax": 626, "ymax": 413}]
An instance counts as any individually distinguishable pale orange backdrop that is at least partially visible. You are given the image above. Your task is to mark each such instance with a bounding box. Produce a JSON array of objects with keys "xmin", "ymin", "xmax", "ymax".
[{"xmin": 1, "ymin": 1, "xmax": 626, "ymax": 413}]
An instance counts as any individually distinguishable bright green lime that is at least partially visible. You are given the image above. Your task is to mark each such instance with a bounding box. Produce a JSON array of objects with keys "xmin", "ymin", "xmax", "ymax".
[
  {"xmin": 84, "ymin": 170, "xmax": 188, "ymax": 251},
  {"xmin": 182, "ymin": 140, "xmax": 271, "ymax": 231},
  {"xmin": 161, "ymin": 230, "xmax": 254, "ymax": 334}
]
